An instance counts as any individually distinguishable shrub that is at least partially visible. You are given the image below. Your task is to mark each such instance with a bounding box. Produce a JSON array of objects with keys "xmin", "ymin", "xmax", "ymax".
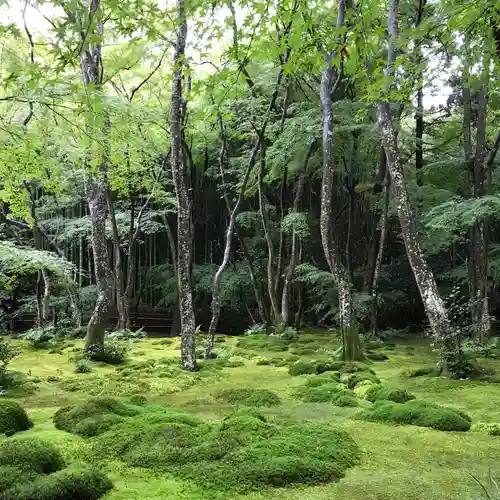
[
  {"xmin": 106, "ymin": 328, "xmax": 146, "ymax": 341},
  {"xmin": 0, "ymin": 438, "xmax": 64, "ymax": 474},
  {"xmin": 0, "ymin": 342, "xmax": 18, "ymax": 377},
  {"xmin": 21, "ymin": 326, "xmax": 57, "ymax": 348},
  {"xmin": 1, "ymin": 467, "xmax": 113, "ymax": 500},
  {"xmin": 363, "ymin": 385, "xmax": 415, "ymax": 404},
  {"xmin": 86, "ymin": 341, "xmax": 129, "ymax": 365},
  {"xmin": 288, "ymin": 360, "xmax": 316, "ymax": 376},
  {"xmin": 244, "ymin": 324, "xmax": 267, "ymax": 336},
  {"xmin": 0, "ymin": 401, "xmax": 32, "ymax": 435},
  {"xmin": 471, "ymin": 422, "xmax": 500, "ymax": 436},
  {"xmin": 53, "ymin": 397, "xmax": 140, "ymax": 436},
  {"xmin": 215, "ymin": 388, "xmax": 281, "ymax": 407},
  {"xmin": 74, "ymin": 359, "xmax": 91, "ymax": 374},
  {"xmin": 0, "ymin": 466, "xmax": 38, "ymax": 494},
  {"xmin": 277, "ymin": 327, "xmax": 300, "ymax": 343},
  {"xmin": 356, "ymin": 399, "xmax": 471, "ymax": 431}
]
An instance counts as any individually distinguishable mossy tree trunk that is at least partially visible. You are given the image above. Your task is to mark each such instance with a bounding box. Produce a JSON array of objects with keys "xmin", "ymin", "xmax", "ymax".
[
  {"xmin": 319, "ymin": 0, "xmax": 360, "ymax": 361},
  {"xmin": 379, "ymin": 0, "xmax": 466, "ymax": 376},
  {"xmin": 170, "ymin": 0, "xmax": 197, "ymax": 371}
]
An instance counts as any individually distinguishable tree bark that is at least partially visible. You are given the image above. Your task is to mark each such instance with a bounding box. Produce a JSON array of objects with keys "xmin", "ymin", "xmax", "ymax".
[
  {"xmin": 170, "ymin": 0, "xmax": 197, "ymax": 370},
  {"xmin": 319, "ymin": 0, "xmax": 360, "ymax": 360},
  {"xmin": 379, "ymin": 0, "xmax": 465, "ymax": 375}
]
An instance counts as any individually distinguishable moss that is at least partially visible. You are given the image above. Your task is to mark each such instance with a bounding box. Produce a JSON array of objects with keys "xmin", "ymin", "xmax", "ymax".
[
  {"xmin": 179, "ymin": 422, "xmax": 360, "ymax": 491},
  {"xmin": 255, "ymin": 357, "xmax": 289, "ymax": 367},
  {"xmin": 53, "ymin": 397, "xmax": 141, "ymax": 436},
  {"xmin": 236, "ymin": 334, "xmax": 288, "ymax": 352},
  {"xmin": 293, "ymin": 382, "xmax": 353, "ymax": 404},
  {"xmin": 219, "ymin": 409, "xmax": 278, "ymax": 444},
  {"xmin": 305, "ymin": 372, "xmax": 341, "ymax": 387},
  {"xmin": 404, "ymin": 365, "xmax": 439, "ymax": 378},
  {"xmin": 152, "ymin": 339, "xmax": 173, "ymax": 346},
  {"xmin": 288, "ymin": 360, "xmax": 316, "ymax": 376},
  {"xmin": 471, "ymin": 422, "xmax": 500, "ymax": 436},
  {"xmin": 364, "ymin": 385, "xmax": 415, "ymax": 404},
  {"xmin": 341, "ymin": 371, "xmax": 381, "ymax": 389},
  {"xmin": 356, "ymin": 400, "xmax": 471, "ymax": 432},
  {"xmin": 0, "ymin": 438, "xmax": 65, "ymax": 474},
  {"xmin": 1, "ymin": 467, "xmax": 113, "ymax": 500},
  {"xmin": 0, "ymin": 401, "xmax": 32, "ymax": 436},
  {"xmin": 366, "ymin": 352, "xmax": 389, "ymax": 362},
  {"xmin": 215, "ymin": 388, "xmax": 281, "ymax": 407},
  {"xmin": 315, "ymin": 361, "xmax": 345, "ymax": 374}
]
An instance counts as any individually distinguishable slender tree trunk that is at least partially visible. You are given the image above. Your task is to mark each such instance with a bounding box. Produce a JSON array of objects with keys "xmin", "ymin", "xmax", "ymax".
[
  {"xmin": 281, "ymin": 147, "xmax": 310, "ymax": 327},
  {"xmin": 170, "ymin": 0, "xmax": 196, "ymax": 370},
  {"xmin": 319, "ymin": 0, "xmax": 360, "ymax": 360},
  {"xmin": 258, "ymin": 142, "xmax": 280, "ymax": 325},
  {"xmin": 379, "ymin": 0, "xmax": 466, "ymax": 375},
  {"xmin": 371, "ymin": 168, "xmax": 390, "ymax": 336}
]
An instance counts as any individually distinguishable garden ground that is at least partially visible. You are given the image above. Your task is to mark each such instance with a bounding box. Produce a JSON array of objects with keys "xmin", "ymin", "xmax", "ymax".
[{"xmin": 2, "ymin": 332, "xmax": 500, "ymax": 500}]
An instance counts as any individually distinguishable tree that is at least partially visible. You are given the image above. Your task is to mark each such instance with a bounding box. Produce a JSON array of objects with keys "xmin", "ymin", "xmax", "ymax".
[{"xmin": 170, "ymin": 0, "xmax": 197, "ymax": 371}]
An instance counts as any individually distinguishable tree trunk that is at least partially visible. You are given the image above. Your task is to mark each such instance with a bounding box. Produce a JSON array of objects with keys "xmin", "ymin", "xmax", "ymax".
[
  {"xmin": 371, "ymin": 167, "xmax": 390, "ymax": 336},
  {"xmin": 258, "ymin": 142, "xmax": 280, "ymax": 326},
  {"xmin": 319, "ymin": 0, "xmax": 360, "ymax": 360},
  {"xmin": 170, "ymin": 0, "xmax": 197, "ymax": 371},
  {"xmin": 378, "ymin": 0, "xmax": 465, "ymax": 375}
]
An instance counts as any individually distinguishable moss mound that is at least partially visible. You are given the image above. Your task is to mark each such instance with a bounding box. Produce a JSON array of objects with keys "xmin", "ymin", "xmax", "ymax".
[
  {"xmin": 363, "ymin": 384, "xmax": 415, "ymax": 404},
  {"xmin": 305, "ymin": 373, "xmax": 341, "ymax": 387},
  {"xmin": 215, "ymin": 388, "xmax": 281, "ymax": 407},
  {"xmin": 0, "ymin": 401, "xmax": 32, "ymax": 436},
  {"xmin": 236, "ymin": 334, "xmax": 288, "ymax": 352},
  {"xmin": 0, "ymin": 468, "xmax": 113, "ymax": 500},
  {"xmin": 255, "ymin": 357, "xmax": 289, "ymax": 367},
  {"xmin": 404, "ymin": 366, "xmax": 439, "ymax": 378},
  {"xmin": 294, "ymin": 382, "xmax": 358, "ymax": 406},
  {"xmin": 340, "ymin": 370, "xmax": 380, "ymax": 389},
  {"xmin": 356, "ymin": 399, "xmax": 471, "ymax": 431},
  {"xmin": 179, "ymin": 422, "xmax": 360, "ymax": 491},
  {"xmin": 288, "ymin": 360, "xmax": 344, "ymax": 376},
  {"xmin": 91, "ymin": 405, "xmax": 359, "ymax": 492},
  {"xmin": 0, "ymin": 438, "xmax": 65, "ymax": 474},
  {"xmin": 53, "ymin": 397, "xmax": 141, "ymax": 436},
  {"xmin": 471, "ymin": 422, "xmax": 500, "ymax": 436}
]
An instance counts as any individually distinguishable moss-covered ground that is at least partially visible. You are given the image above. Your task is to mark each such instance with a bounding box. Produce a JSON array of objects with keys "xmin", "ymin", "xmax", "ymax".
[{"xmin": 2, "ymin": 333, "xmax": 500, "ymax": 499}]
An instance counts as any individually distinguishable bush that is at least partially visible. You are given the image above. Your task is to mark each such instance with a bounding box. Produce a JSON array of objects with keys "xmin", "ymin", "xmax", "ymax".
[
  {"xmin": 1, "ymin": 467, "xmax": 113, "ymax": 500},
  {"xmin": 293, "ymin": 382, "xmax": 358, "ymax": 406},
  {"xmin": 215, "ymin": 388, "xmax": 281, "ymax": 407},
  {"xmin": 106, "ymin": 328, "xmax": 146, "ymax": 341},
  {"xmin": 0, "ymin": 438, "xmax": 64, "ymax": 474},
  {"xmin": 74, "ymin": 359, "xmax": 91, "ymax": 374},
  {"xmin": 288, "ymin": 360, "xmax": 316, "ymax": 376},
  {"xmin": 356, "ymin": 399, "xmax": 471, "ymax": 431},
  {"xmin": 471, "ymin": 422, "xmax": 500, "ymax": 436},
  {"xmin": 86, "ymin": 341, "xmax": 129, "ymax": 365},
  {"xmin": 21, "ymin": 326, "xmax": 57, "ymax": 348},
  {"xmin": 244, "ymin": 324, "xmax": 267, "ymax": 336},
  {"xmin": 277, "ymin": 327, "xmax": 300, "ymax": 343},
  {"xmin": 53, "ymin": 397, "xmax": 140, "ymax": 436},
  {"xmin": 0, "ymin": 401, "xmax": 32, "ymax": 435},
  {"xmin": 363, "ymin": 384, "xmax": 415, "ymax": 404},
  {"xmin": 0, "ymin": 342, "xmax": 18, "ymax": 377},
  {"xmin": 0, "ymin": 466, "xmax": 37, "ymax": 494}
]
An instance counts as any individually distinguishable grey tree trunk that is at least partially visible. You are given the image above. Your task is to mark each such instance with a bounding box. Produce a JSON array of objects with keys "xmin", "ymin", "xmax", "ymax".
[
  {"xmin": 170, "ymin": 0, "xmax": 197, "ymax": 371},
  {"xmin": 379, "ymin": 0, "xmax": 466, "ymax": 375},
  {"xmin": 69, "ymin": 0, "xmax": 113, "ymax": 351},
  {"xmin": 319, "ymin": 0, "xmax": 360, "ymax": 360}
]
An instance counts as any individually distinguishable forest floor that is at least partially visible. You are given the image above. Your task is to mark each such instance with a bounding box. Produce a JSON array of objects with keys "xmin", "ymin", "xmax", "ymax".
[{"xmin": 2, "ymin": 332, "xmax": 500, "ymax": 500}]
